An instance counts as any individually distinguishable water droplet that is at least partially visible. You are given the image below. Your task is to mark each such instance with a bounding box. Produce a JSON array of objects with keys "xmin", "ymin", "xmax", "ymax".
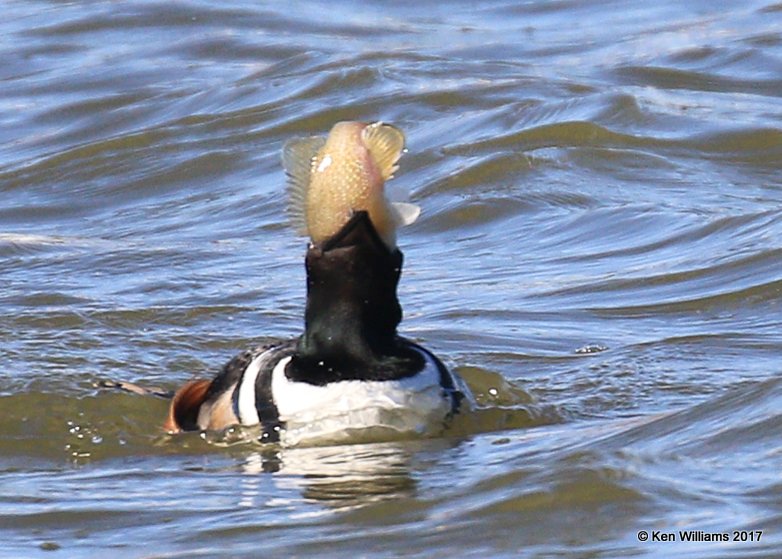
[{"xmin": 575, "ymin": 344, "xmax": 608, "ymax": 354}]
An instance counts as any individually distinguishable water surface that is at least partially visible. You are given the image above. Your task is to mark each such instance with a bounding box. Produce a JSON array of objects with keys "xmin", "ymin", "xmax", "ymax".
[{"xmin": 2, "ymin": 1, "xmax": 782, "ymax": 557}]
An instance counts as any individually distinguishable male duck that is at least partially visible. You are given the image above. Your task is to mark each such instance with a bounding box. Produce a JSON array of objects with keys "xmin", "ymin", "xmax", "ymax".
[{"xmin": 164, "ymin": 121, "xmax": 472, "ymax": 445}]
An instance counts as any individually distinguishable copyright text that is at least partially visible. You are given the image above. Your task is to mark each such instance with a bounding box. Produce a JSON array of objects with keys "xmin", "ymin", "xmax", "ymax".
[{"xmin": 636, "ymin": 530, "xmax": 762, "ymax": 543}]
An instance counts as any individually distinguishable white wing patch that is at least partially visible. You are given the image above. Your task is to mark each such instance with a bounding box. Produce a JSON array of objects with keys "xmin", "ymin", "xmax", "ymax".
[{"xmin": 236, "ymin": 354, "xmax": 264, "ymax": 426}]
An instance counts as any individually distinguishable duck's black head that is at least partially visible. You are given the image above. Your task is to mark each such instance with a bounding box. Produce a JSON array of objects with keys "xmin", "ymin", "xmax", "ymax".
[{"xmin": 287, "ymin": 211, "xmax": 424, "ymax": 384}]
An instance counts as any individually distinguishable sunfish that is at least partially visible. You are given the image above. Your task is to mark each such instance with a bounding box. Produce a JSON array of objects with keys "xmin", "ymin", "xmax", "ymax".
[{"xmin": 283, "ymin": 121, "xmax": 420, "ymax": 249}]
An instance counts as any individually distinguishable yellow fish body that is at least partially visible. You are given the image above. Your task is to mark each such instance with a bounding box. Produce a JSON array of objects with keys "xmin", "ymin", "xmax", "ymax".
[{"xmin": 283, "ymin": 121, "xmax": 420, "ymax": 249}]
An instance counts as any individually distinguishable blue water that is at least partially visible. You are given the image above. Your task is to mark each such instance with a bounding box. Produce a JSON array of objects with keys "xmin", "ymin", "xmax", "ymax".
[{"xmin": 2, "ymin": 1, "xmax": 782, "ymax": 557}]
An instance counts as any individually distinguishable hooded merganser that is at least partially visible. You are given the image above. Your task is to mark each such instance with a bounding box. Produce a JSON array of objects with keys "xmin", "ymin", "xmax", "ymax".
[{"xmin": 164, "ymin": 122, "xmax": 472, "ymax": 445}]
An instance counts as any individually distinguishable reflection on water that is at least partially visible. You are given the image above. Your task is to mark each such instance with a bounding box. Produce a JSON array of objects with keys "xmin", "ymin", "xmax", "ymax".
[
  {"xmin": 239, "ymin": 443, "xmax": 418, "ymax": 508},
  {"xmin": 2, "ymin": 0, "xmax": 782, "ymax": 556}
]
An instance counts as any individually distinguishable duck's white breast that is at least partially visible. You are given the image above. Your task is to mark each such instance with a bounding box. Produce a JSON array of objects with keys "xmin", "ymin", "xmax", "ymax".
[{"xmin": 270, "ymin": 351, "xmax": 453, "ymax": 446}]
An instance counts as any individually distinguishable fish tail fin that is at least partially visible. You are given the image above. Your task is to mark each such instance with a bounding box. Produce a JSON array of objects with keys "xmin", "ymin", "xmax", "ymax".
[{"xmin": 362, "ymin": 122, "xmax": 405, "ymax": 181}]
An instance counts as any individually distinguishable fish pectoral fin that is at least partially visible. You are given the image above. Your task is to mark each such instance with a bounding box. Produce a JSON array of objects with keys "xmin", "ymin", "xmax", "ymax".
[
  {"xmin": 391, "ymin": 201, "xmax": 421, "ymax": 226},
  {"xmin": 362, "ymin": 122, "xmax": 405, "ymax": 181},
  {"xmin": 282, "ymin": 136, "xmax": 326, "ymax": 235}
]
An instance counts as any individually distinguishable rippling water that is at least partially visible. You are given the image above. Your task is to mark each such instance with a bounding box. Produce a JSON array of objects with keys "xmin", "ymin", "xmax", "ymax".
[{"xmin": 2, "ymin": 1, "xmax": 782, "ymax": 557}]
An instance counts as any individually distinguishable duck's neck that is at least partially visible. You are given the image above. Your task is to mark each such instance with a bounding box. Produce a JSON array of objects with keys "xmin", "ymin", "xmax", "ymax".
[{"xmin": 288, "ymin": 212, "xmax": 421, "ymax": 384}]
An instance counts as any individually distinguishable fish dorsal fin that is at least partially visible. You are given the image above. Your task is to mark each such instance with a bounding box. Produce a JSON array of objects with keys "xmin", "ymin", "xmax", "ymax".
[
  {"xmin": 391, "ymin": 201, "xmax": 421, "ymax": 227},
  {"xmin": 282, "ymin": 136, "xmax": 326, "ymax": 235},
  {"xmin": 362, "ymin": 122, "xmax": 405, "ymax": 181}
]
